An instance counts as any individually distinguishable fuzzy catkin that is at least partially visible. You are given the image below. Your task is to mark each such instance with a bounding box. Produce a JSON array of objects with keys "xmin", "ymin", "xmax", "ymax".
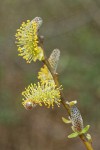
[{"xmin": 70, "ymin": 106, "xmax": 83, "ymax": 132}]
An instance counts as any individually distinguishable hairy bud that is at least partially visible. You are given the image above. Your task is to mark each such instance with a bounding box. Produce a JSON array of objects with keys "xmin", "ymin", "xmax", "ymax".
[
  {"xmin": 48, "ymin": 49, "xmax": 60, "ymax": 73},
  {"xmin": 32, "ymin": 17, "xmax": 43, "ymax": 30},
  {"xmin": 70, "ymin": 106, "xmax": 83, "ymax": 132},
  {"xmin": 24, "ymin": 101, "xmax": 36, "ymax": 110}
]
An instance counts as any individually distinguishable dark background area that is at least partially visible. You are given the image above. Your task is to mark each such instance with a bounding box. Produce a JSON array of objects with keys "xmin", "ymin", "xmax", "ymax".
[{"xmin": 0, "ymin": 0, "xmax": 100, "ymax": 149}]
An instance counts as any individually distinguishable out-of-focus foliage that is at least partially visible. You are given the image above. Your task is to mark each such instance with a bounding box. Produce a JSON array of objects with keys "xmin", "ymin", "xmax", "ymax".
[{"xmin": 0, "ymin": 0, "xmax": 100, "ymax": 149}]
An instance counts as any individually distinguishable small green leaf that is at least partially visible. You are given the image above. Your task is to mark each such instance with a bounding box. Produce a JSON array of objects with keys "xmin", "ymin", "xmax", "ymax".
[
  {"xmin": 69, "ymin": 100, "xmax": 77, "ymax": 106},
  {"xmin": 86, "ymin": 134, "xmax": 92, "ymax": 142},
  {"xmin": 62, "ymin": 117, "xmax": 71, "ymax": 124},
  {"xmin": 81, "ymin": 125, "xmax": 90, "ymax": 134},
  {"xmin": 68, "ymin": 132, "xmax": 78, "ymax": 138},
  {"xmin": 71, "ymin": 126, "xmax": 76, "ymax": 132}
]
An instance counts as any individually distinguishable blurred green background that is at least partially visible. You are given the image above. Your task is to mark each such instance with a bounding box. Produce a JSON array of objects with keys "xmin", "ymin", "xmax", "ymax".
[{"xmin": 0, "ymin": 0, "xmax": 100, "ymax": 149}]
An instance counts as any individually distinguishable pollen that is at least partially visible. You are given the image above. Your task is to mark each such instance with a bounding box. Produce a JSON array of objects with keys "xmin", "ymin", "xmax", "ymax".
[
  {"xmin": 22, "ymin": 82, "xmax": 61, "ymax": 108},
  {"xmin": 38, "ymin": 65, "xmax": 54, "ymax": 84},
  {"xmin": 15, "ymin": 18, "xmax": 44, "ymax": 63}
]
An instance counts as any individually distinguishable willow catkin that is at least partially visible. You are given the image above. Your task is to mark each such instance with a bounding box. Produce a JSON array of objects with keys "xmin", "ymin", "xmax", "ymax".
[{"xmin": 70, "ymin": 106, "xmax": 83, "ymax": 132}]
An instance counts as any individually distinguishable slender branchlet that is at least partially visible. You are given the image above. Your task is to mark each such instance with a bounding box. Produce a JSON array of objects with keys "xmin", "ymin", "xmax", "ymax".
[{"xmin": 15, "ymin": 17, "xmax": 94, "ymax": 150}]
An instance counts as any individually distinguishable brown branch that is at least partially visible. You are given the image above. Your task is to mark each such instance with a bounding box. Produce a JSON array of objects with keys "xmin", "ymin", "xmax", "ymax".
[
  {"xmin": 40, "ymin": 39, "xmax": 94, "ymax": 150},
  {"xmin": 42, "ymin": 58, "xmax": 70, "ymax": 115}
]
